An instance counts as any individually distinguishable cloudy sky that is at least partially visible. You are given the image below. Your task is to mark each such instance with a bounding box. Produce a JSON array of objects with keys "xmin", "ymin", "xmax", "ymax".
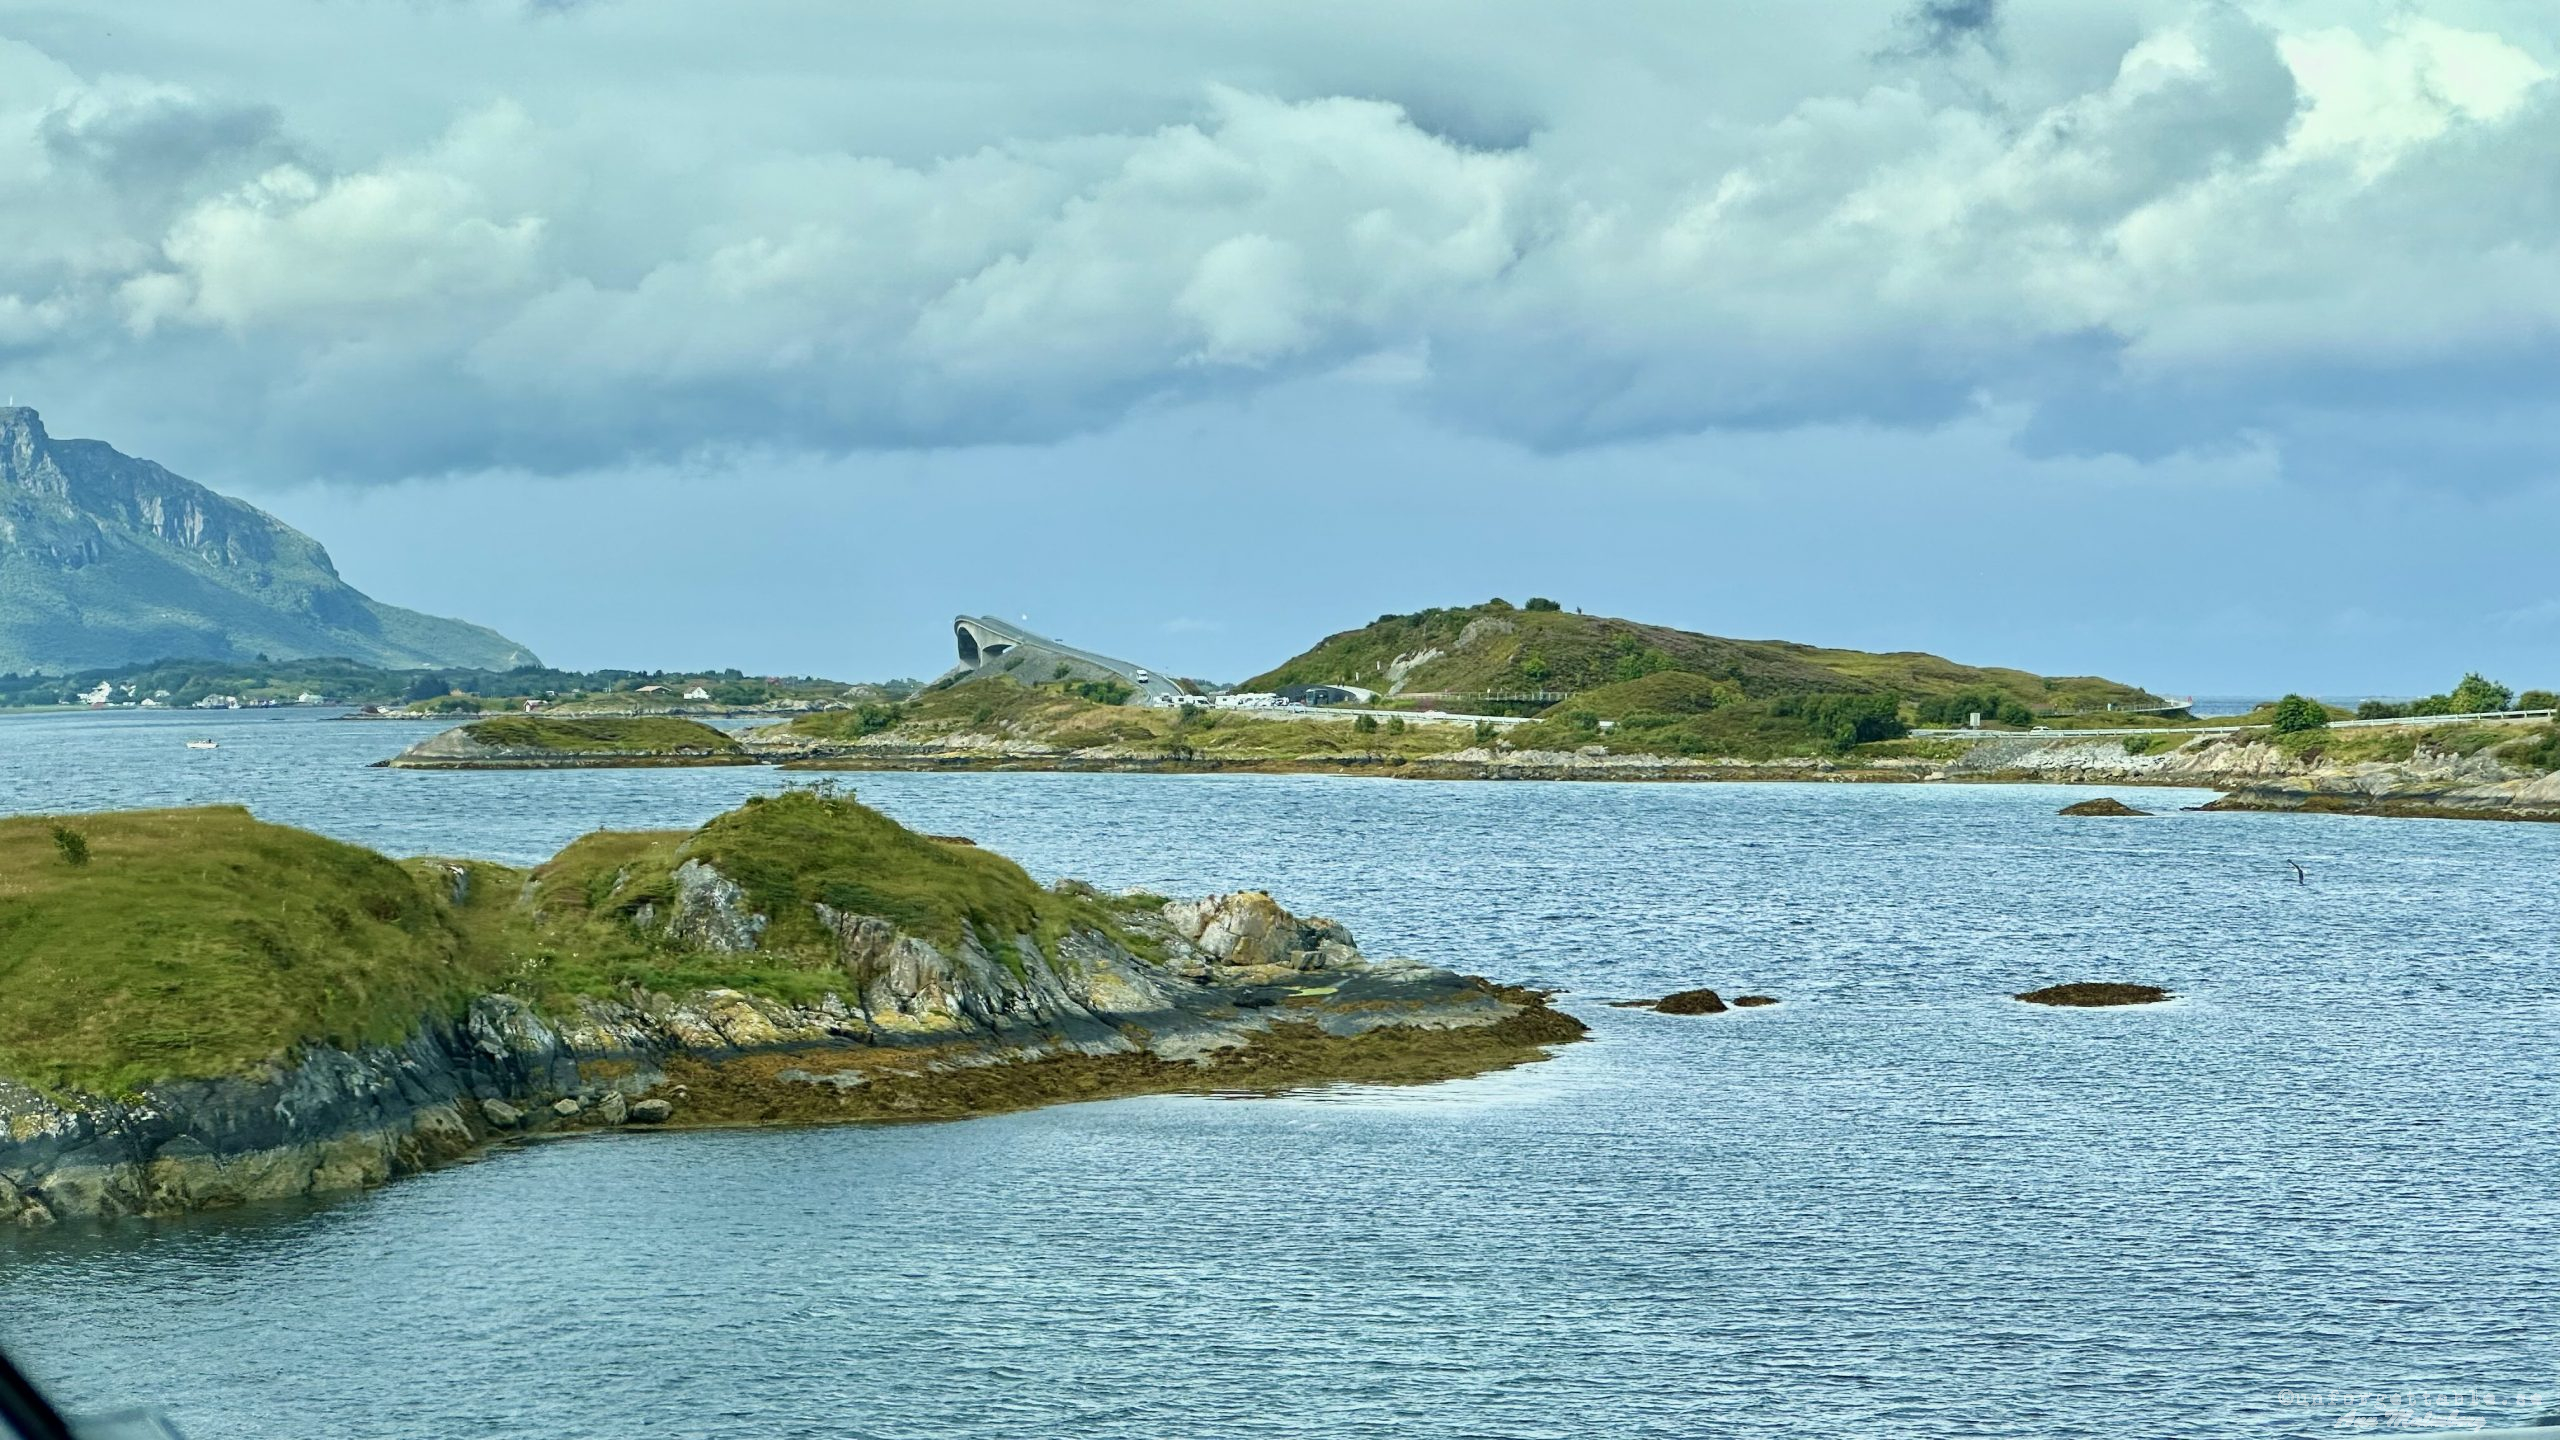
[{"xmin": 4, "ymin": 0, "xmax": 2557, "ymax": 693}]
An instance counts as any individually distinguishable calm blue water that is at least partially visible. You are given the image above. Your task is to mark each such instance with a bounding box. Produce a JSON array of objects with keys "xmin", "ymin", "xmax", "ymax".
[{"xmin": 3, "ymin": 708, "xmax": 2557, "ymax": 1439}]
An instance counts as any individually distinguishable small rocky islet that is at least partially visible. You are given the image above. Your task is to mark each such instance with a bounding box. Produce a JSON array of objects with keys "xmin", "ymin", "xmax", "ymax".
[
  {"xmin": 0, "ymin": 790, "xmax": 1582, "ymax": 1224},
  {"xmin": 1611, "ymin": 989, "xmax": 1779, "ymax": 1014},
  {"xmin": 379, "ymin": 714, "xmax": 756, "ymax": 769},
  {"xmin": 2058, "ymin": 797, "xmax": 2151, "ymax": 817},
  {"xmin": 2014, "ymin": 982, "xmax": 2174, "ymax": 1007}
]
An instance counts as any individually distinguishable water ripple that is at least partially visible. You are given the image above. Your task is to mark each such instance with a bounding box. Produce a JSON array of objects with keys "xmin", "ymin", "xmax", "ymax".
[{"xmin": 2, "ymin": 711, "xmax": 2556, "ymax": 1438}]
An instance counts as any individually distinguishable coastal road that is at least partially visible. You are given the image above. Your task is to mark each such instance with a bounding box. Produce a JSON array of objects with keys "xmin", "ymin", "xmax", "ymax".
[{"xmin": 1913, "ymin": 708, "xmax": 2556, "ymax": 740}]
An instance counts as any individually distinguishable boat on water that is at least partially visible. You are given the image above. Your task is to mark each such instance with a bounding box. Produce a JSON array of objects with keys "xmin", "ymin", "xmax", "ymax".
[{"xmin": 184, "ymin": 739, "xmax": 218, "ymax": 750}]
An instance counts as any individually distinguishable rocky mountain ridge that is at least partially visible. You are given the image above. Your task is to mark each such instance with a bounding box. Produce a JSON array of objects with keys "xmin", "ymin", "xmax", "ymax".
[{"xmin": 0, "ymin": 406, "xmax": 534, "ymax": 673}]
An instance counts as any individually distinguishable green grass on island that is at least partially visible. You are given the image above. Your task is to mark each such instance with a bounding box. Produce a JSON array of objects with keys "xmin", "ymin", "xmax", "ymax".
[
  {"xmin": 1241, "ymin": 598, "xmax": 2164, "ymax": 715},
  {"xmin": 461, "ymin": 715, "xmax": 743, "ymax": 754},
  {"xmin": 0, "ymin": 790, "xmax": 1162, "ymax": 1096},
  {"xmin": 783, "ymin": 680, "xmax": 1486, "ymax": 764}
]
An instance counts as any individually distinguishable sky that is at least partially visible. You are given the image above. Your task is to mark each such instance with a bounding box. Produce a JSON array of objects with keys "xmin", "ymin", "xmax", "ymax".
[{"xmin": 2, "ymin": 0, "xmax": 2557, "ymax": 694}]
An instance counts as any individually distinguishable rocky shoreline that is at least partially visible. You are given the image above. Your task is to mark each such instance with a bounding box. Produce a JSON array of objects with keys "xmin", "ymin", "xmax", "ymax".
[
  {"xmin": 377, "ymin": 714, "xmax": 2560, "ymax": 822},
  {"xmin": 1, "ymin": 966, "xmax": 1576, "ymax": 1226},
  {"xmin": 765, "ymin": 727, "xmax": 2560, "ymax": 818},
  {"xmin": 0, "ymin": 794, "xmax": 1576, "ymax": 1219},
  {"xmin": 0, "ymin": 808, "xmax": 1582, "ymax": 1226}
]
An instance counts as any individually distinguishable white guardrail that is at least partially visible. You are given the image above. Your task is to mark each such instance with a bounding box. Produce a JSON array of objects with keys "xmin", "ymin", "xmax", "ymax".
[{"xmin": 1913, "ymin": 709, "xmax": 2557, "ymax": 740}]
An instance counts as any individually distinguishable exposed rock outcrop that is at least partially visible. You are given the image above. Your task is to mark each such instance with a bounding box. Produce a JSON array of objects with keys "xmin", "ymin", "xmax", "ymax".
[
  {"xmin": 2059, "ymin": 797, "xmax": 2151, "ymax": 816},
  {"xmin": 0, "ymin": 862, "xmax": 1580, "ymax": 1225},
  {"xmin": 2015, "ymin": 982, "xmax": 2172, "ymax": 1007},
  {"xmin": 1620, "ymin": 988, "xmax": 1728, "ymax": 1015}
]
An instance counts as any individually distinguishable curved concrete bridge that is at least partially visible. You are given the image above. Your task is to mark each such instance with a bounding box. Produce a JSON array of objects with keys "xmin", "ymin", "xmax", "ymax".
[{"xmin": 948, "ymin": 616, "xmax": 1181, "ymax": 703}]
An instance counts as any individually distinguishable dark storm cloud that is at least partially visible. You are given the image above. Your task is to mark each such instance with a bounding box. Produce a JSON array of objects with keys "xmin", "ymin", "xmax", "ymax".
[
  {"xmin": 38, "ymin": 90, "xmax": 286, "ymax": 191},
  {"xmin": 1892, "ymin": 0, "xmax": 2003, "ymax": 58}
]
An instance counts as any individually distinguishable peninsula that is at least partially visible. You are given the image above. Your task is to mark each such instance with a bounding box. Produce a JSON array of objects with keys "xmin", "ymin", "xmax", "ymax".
[
  {"xmin": 0, "ymin": 791, "xmax": 1581, "ymax": 1223},
  {"xmin": 376, "ymin": 601, "xmax": 2560, "ymax": 823}
]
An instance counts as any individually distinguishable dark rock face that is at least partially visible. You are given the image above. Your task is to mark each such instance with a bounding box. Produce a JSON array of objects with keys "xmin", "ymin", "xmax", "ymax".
[
  {"xmin": 2014, "ymin": 982, "xmax": 2172, "ymax": 1007},
  {"xmin": 1651, "ymin": 988, "xmax": 1728, "ymax": 1015},
  {"xmin": 0, "ymin": 406, "xmax": 536, "ymax": 672},
  {"xmin": 2059, "ymin": 797, "xmax": 2151, "ymax": 816},
  {"xmin": 0, "ymin": 889, "xmax": 1581, "ymax": 1224}
]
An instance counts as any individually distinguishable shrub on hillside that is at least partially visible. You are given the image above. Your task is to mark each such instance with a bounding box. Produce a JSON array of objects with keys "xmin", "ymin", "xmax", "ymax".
[
  {"xmin": 1524, "ymin": 597, "xmax": 1562, "ymax": 612},
  {"xmin": 1772, "ymin": 692, "xmax": 1908, "ymax": 748},
  {"xmin": 1913, "ymin": 691, "xmax": 2033, "ymax": 728},
  {"xmin": 2448, "ymin": 673, "xmax": 2515, "ymax": 714},
  {"xmin": 2517, "ymin": 689, "xmax": 2557, "ymax": 712},
  {"xmin": 2269, "ymin": 694, "xmax": 2330, "ymax": 734}
]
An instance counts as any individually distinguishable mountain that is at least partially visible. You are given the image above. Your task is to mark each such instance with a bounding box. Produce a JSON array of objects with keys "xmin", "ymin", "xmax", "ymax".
[
  {"xmin": 0, "ymin": 408, "xmax": 535, "ymax": 674},
  {"xmin": 1241, "ymin": 599, "xmax": 2162, "ymax": 713}
]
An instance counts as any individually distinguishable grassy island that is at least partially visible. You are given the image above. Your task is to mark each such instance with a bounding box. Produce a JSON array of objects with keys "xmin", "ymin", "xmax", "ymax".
[
  {"xmin": 0, "ymin": 791, "xmax": 1580, "ymax": 1221},
  {"xmin": 384, "ymin": 715, "xmax": 754, "ymax": 768}
]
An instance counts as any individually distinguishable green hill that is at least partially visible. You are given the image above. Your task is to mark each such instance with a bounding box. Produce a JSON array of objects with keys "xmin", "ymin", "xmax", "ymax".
[
  {"xmin": 0, "ymin": 406, "xmax": 535, "ymax": 673},
  {"xmin": 1242, "ymin": 599, "xmax": 2160, "ymax": 715},
  {"xmin": 0, "ymin": 792, "xmax": 1156, "ymax": 1095}
]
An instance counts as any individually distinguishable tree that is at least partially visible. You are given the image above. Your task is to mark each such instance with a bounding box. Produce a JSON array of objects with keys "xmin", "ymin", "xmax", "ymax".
[
  {"xmin": 2447, "ymin": 673, "xmax": 2514, "ymax": 714},
  {"xmin": 1524, "ymin": 597, "xmax": 1562, "ymax": 612},
  {"xmin": 2520, "ymin": 689, "xmax": 2559, "ymax": 712},
  {"xmin": 2269, "ymin": 694, "xmax": 2330, "ymax": 734},
  {"xmin": 1773, "ymin": 692, "xmax": 1907, "ymax": 749}
]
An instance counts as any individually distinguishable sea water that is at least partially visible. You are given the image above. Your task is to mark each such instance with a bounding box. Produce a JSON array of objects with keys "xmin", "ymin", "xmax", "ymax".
[{"xmin": 2, "ymin": 708, "xmax": 2555, "ymax": 1439}]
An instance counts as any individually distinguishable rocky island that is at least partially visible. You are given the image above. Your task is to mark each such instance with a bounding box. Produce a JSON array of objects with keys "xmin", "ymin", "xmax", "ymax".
[
  {"xmin": 373, "ymin": 602, "xmax": 2560, "ymax": 825},
  {"xmin": 383, "ymin": 715, "xmax": 757, "ymax": 768},
  {"xmin": 0, "ymin": 791, "xmax": 1581, "ymax": 1223}
]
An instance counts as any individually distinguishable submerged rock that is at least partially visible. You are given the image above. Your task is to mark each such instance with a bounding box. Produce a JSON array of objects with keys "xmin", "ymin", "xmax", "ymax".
[
  {"xmin": 2015, "ymin": 982, "xmax": 2172, "ymax": 1007},
  {"xmin": 1731, "ymin": 995, "xmax": 1780, "ymax": 1008},
  {"xmin": 2059, "ymin": 797, "xmax": 2151, "ymax": 817}
]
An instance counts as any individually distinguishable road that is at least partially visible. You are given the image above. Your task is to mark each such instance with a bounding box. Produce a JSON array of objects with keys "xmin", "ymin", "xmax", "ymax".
[{"xmin": 1913, "ymin": 708, "xmax": 2556, "ymax": 740}]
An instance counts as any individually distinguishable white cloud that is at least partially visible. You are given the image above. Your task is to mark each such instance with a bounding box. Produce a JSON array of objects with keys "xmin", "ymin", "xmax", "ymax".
[{"xmin": 5, "ymin": 1, "xmax": 2560, "ymax": 487}]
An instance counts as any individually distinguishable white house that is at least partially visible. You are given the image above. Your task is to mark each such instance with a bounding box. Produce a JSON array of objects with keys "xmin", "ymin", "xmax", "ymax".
[{"xmin": 683, "ymin": 685, "xmax": 712, "ymax": 701}]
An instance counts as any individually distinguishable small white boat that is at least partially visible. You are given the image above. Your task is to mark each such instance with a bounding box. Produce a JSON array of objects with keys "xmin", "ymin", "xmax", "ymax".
[{"xmin": 185, "ymin": 739, "xmax": 219, "ymax": 750}]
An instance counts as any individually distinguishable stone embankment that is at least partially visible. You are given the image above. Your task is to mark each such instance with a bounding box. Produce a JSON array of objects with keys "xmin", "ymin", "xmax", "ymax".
[
  {"xmin": 1938, "ymin": 725, "xmax": 2560, "ymax": 820},
  {"xmin": 401, "ymin": 706, "xmax": 2560, "ymax": 821}
]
